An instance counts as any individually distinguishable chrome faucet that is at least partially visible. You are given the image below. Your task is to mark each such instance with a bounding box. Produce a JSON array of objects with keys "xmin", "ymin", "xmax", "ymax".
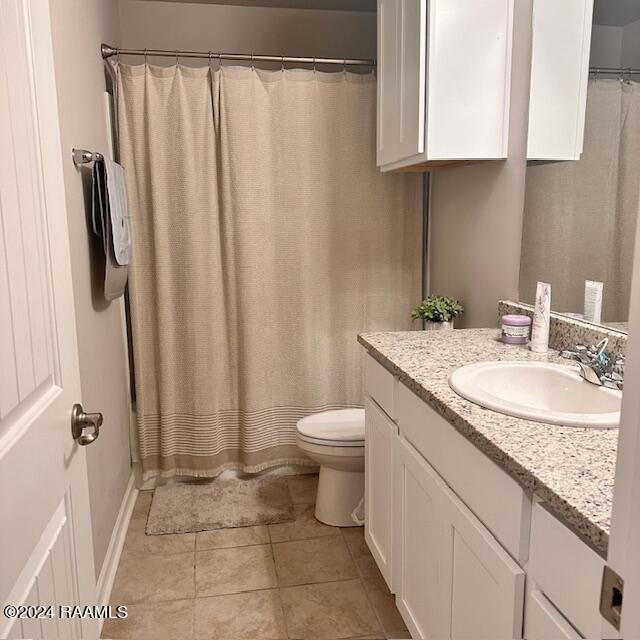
[{"xmin": 561, "ymin": 338, "xmax": 624, "ymax": 390}]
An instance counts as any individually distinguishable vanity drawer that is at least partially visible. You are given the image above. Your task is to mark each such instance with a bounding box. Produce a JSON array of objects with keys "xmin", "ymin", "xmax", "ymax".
[
  {"xmin": 528, "ymin": 502, "xmax": 618, "ymax": 639},
  {"xmin": 364, "ymin": 354, "xmax": 397, "ymax": 420},
  {"xmin": 396, "ymin": 383, "xmax": 531, "ymax": 563}
]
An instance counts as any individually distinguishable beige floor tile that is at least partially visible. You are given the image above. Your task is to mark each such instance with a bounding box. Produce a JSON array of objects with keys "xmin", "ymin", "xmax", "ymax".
[
  {"xmin": 341, "ymin": 528, "xmax": 376, "ymax": 577},
  {"xmin": 269, "ymin": 504, "xmax": 341, "ymax": 543},
  {"xmin": 122, "ymin": 514, "xmax": 196, "ymax": 557},
  {"xmin": 196, "ymin": 544, "xmax": 277, "ymax": 596},
  {"xmin": 101, "ymin": 598, "xmax": 194, "ymax": 639},
  {"xmin": 194, "ymin": 589, "xmax": 286, "ymax": 639},
  {"xmin": 273, "ymin": 536, "xmax": 358, "ymax": 586},
  {"xmin": 110, "ymin": 551, "xmax": 195, "ymax": 604},
  {"xmin": 286, "ymin": 474, "xmax": 318, "ymax": 504},
  {"xmin": 196, "ymin": 525, "xmax": 269, "ymax": 550},
  {"xmin": 280, "ymin": 579, "xmax": 381, "ymax": 639},
  {"xmin": 362, "ymin": 575, "xmax": 408, "ymax": 636},
  {"xmin": 132, "ymin": 491, "xmax": 153, "ymax": 519}
]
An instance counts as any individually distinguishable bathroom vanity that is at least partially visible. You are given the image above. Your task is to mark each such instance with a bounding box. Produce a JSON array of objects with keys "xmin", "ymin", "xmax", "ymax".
[{"xmin": 359, "ymin": 329, "xmax": 619, "ymax": 640}]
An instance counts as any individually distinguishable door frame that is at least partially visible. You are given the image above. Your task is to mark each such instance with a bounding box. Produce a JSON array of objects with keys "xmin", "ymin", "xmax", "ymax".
[{"xmin": 607, "ymin": 197, "xmax": 640, "ymax": 636}]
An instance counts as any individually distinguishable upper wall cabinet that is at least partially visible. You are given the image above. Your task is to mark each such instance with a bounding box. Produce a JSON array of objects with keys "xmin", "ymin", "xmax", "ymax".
[
  {"xmin": 527, "ymin": 0, "xmax": 594, "ymax": 160},
  {"xmin": 377, "ymin": 0, "xmax": 515, "ymax": 172}
]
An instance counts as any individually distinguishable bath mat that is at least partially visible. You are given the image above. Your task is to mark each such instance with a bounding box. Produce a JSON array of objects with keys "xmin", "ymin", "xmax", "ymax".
[{"xmin": 145, "ymin": 476, "xmax": 295, "ymax": 535}]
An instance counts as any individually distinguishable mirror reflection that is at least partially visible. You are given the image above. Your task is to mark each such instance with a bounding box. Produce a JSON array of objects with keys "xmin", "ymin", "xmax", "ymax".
[{"xmin": 520, "ymin": 0, "xmax": 640, "ymax": 332}]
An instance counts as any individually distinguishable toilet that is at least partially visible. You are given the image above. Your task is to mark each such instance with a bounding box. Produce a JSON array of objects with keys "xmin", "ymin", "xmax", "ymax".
[{"xmin": 296, "ymin": 408, "xmax": 365, "ymax": 527}]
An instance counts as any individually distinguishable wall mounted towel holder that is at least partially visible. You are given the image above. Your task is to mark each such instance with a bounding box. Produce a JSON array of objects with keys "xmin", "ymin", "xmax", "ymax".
[{"xmin": 72, "ymin": 148, "xmax": 103, "ymax": 166}]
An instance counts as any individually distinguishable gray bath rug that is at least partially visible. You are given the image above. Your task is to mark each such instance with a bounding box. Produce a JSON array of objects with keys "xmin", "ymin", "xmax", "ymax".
[{"xmin": 146, "ymin": 476, "xmax": 295, "ymax": 535}]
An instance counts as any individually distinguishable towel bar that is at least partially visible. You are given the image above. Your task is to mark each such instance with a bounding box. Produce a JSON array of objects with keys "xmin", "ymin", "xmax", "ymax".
[{"xmin": 72, "ymin": 148, "xmax": 104, "ymax": 166}]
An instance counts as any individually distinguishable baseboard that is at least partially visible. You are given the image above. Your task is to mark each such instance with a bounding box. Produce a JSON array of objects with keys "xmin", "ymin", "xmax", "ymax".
[{"xmin": 96, "ymin": 473, "xmax": 138, "ymax": 608}]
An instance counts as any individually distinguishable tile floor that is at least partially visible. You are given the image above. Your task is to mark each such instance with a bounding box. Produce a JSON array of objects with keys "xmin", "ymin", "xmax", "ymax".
[{"xmin": 102, "ymin": 474, "xmax": 409, "ymax": 640}]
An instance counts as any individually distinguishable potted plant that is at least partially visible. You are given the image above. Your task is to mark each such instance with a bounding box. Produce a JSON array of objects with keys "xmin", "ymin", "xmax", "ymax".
[{"xmin": 411, "ymin": 295, "xmax": 464, "ymax": 330}]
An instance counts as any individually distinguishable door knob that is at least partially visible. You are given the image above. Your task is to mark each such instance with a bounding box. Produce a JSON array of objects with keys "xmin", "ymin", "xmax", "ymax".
[{"xmin": 71, "ymin": 403, "xmax": 103, "ymax": 446}]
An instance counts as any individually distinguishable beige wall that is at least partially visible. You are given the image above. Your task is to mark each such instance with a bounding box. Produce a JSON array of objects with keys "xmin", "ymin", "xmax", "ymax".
[
  {"xmin": 49, "ymin": 0, "xmax": 131, "ymax": 581},
  {"xmin": 117, "ymin": 0, "xmax": 376, "ymax": 61},
  {"xmin": 427, "ymin": 0, "xmax": 533, "ymax": 329}
]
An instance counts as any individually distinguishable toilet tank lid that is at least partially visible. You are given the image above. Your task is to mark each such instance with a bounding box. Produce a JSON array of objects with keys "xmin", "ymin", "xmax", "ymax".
[{"xmin": 297, "ymin": 409, "xmax": 365, "ymax": 442}]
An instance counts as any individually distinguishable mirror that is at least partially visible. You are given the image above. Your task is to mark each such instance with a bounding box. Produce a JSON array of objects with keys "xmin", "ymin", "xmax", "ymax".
[{"xmin": 519, "ymin": 0, "xmax": 640, "ymax": 332}]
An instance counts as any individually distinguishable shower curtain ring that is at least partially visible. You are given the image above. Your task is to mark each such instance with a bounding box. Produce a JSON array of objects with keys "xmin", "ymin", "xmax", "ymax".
[
  {"xmin": 343, "ymin": 58, "xmax": 347, "ymax": 76},
  {"xmin": 218, "ymin": 52, "xmax": 223, "ymax": 68},
  {"xmin": 281, "ymin": 55, "xmax": 285, "ymax": 72},
  {"xmin": 175, "ymin": 50, "xmax": 179, "ymax": 65},
  {"xmin": 144, "ymin": 48, "xmax": 148, "ymax": 64},
  {"xmin": 313, "ymin": 57, "xmax": 316, "ymax": 73},
  {"xmin": 251, "ymin": 53, "xmax": 255, "ymax": 71}
]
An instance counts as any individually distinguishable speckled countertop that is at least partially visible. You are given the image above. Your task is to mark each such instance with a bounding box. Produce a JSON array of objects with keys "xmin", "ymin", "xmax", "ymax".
[{"xmin": 358, "ymin": 328, "xmax": 618, "ymax": 556}]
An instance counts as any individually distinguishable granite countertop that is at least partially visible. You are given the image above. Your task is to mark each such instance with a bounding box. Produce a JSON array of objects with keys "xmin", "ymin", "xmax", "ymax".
[{"xmin": 358, "ymin": 328, "xmax": 618, "ymax": 556}]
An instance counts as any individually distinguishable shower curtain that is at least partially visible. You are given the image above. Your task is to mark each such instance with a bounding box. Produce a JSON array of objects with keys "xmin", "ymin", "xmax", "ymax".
[
  {"xmin": 520, "ymin": 79, "xmax": 640, "ymax": 321},
  {"xmin": 115, "ymin": 63, "xmax": 422, "ymax": 479}
]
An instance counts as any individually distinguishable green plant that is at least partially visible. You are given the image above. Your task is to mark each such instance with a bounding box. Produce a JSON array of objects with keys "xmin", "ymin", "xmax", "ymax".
[{"xmin": 411, "ymin": 295, "xmax": 464, "ymax": 323}]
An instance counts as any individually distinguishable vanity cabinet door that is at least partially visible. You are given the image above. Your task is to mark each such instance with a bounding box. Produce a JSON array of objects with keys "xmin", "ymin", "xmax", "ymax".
[
  {"xmin": 524, "ymin": 589, "xmax": 583, "ymax": 640},
  {"xmin": 445, "ymin": 482, "xmax": 526, "ymax": 639},
  {"xmin": 364, "ymin": 397, "xmax": 396, "ymax": 590},
  {"xmin": 394, "ymin": 434, "xmax": 525, "ymax": 639},
  {"xmin": 394, "ymin": 434, "xmax": 452, "ymax": 639}
]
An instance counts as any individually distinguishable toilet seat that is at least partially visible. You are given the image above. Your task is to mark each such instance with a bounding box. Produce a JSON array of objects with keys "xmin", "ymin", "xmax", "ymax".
[{"xmin": 296, "ymin": 409, "xmax": 365, "ymax": 447}]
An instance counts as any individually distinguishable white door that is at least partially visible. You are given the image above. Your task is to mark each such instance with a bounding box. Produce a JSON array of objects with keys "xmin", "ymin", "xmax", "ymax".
[
  {"xmin": 0, "ymin": 1, "xmax": 98, "ymax": 639},
  {"xmin": 364, "ymin": 397, "xmax": 395, "ymax": 590}
]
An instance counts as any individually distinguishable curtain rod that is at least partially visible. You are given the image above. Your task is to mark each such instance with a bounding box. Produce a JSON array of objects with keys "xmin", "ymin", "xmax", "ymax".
[
  {"xmin": 589, "ymin": 66, "xmax": 640, "ymax": 75},
  {"xmin": 101, "ymin": 43, "xmax": 375, "ymax": 67}
]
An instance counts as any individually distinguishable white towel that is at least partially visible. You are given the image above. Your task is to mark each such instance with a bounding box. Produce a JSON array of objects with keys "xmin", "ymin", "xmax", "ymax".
[{"xmin": 105, "ymin": 159, "xmax": 131, "ymax": 266}]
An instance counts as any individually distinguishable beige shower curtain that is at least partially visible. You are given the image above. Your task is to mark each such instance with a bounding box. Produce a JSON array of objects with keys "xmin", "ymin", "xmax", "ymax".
[
  {"xmin": 116, "ymin": 63, "xmax": 421, "ymax": 479},
  {"xmin": 520, "ymin": 79, "xmax": 640, "ymax": 321}
]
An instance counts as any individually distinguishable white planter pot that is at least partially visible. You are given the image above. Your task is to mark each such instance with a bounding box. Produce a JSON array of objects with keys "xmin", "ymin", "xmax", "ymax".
[{"xmin": 424, "ymin": 320, "xmax": 454, "ymax": 331}]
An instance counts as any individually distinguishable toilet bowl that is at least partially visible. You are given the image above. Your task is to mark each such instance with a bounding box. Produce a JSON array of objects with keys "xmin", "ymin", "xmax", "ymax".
[{"xmin": 296, "ymin": 409, "xmax": 365, "ymax": 527}]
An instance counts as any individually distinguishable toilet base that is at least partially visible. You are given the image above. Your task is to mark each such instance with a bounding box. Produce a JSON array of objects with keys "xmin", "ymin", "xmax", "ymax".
[{"xmin": 314, "ymin": 466, "xmax": 365, "ymax": 527}]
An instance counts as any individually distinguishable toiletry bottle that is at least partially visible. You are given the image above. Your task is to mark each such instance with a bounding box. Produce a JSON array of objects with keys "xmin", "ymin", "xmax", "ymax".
[
  {"xmin": 530, "ymin": 281, "xmax": 551, "ymax": 354},
  {"xmin": 584, "ymin": 280, "xmax": 603, "ymax": 324}
]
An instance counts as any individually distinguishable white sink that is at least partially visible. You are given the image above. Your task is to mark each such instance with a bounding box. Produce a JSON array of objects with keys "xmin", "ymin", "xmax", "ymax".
[{"xmin": 449, "ymin": 361, "xmax": 621, "ymax": 428}]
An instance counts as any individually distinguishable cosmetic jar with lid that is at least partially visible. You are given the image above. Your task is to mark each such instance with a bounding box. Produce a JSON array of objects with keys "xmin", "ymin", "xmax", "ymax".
[{"xmin": 501, "ymin": 314, "xmax": 532, "ymax": 345}]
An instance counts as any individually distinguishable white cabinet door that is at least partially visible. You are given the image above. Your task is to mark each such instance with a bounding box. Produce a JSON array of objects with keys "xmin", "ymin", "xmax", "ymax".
[
  {"xmin": 377, "ymin": 0, "xmax": 399, "ymax": 166},
  {"xmin": 394, "ymin": 435, "xmax": 451, "ymax": 639},
  {"xmin": 445, "ymin": 484, "xmax": 525, "ymax": 639},
  {"xmin": 527, "ymin": 0, "xmax": 593, "ymax": 160},
  {"xmin": 376, "ymin": 0, "xmax": 426, "ymax": 167},
  {"xmin": 524, "ymin": 589, "xmax": 582, "ymax": 640},
  {"xmin": 364, "ymin": 397, "xmax": 396, "ymax": 590},
  {"xmin": 395, "ymin": 435, "xmax": 525, "ymax": 639},
  {"xmin": 425, "ymin": 0, "xmax": 513, "ymax": 160},
  {"xmin": 377, "ymin": 0, "xmax": 513, "ymax": 171}
]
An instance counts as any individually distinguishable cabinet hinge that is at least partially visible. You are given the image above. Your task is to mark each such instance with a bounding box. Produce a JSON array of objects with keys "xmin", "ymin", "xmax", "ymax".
[{"xmin": 600, "ymin": 565, "xmax": 623, "ymax": 631}]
